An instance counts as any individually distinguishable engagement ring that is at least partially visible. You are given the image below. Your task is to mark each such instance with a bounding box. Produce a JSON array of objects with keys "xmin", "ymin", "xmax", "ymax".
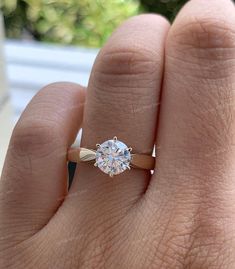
[{"xmin": 67, "ymin": 137, "xmax": 155, "ymax": 177}]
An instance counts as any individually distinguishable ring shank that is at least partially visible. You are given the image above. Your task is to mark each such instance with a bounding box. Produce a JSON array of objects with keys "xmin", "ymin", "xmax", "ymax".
[
  {"xmin": 131, "ymin": 154, "xmax": 155, "ymax": 170},
  {"xmin": 67, "ymin": 147, "xmax": 155, "ymax": 170},
  {"xmin": 68, "ymin": 147, "xmax": 96, "ymax": 163}
]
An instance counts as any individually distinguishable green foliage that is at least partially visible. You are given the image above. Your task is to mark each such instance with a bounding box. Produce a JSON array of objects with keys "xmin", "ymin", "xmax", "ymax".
[
  {"xmin": 1, "ymin": 0, "xmax": 139, "ymax": 47},
  {"xmin": 0, "ymin": 0, "xmax": 195, "ymax": 47},
  {"xmin": 0, "ymin": 1, "xmax": 27, "ymax": 38},
  {"xmin": 140, "ymin": 0, "xmax": 188, "ymax": 21}
]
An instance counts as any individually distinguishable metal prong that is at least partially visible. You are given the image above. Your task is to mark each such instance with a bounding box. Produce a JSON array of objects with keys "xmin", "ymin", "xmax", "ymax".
[
  {"xmin": 96, "ymin": 144, "xmax": 101, "ymax": 148},
  {"xmin": 113, "ymin": 136, "xmax": 117, "ymax": 142},
  {"xmin": 128, "ymin": 147, "xmax": 132, "ymax": 152},
  {"xmin": 127, "ymin": 165, "xmax": 131, "ymax": 170},
  {"xmin": 109, "ymin": 172, "xmax": 114, "ymax": 178},
  {"xmin": 94, "ymin": 162, "xmax": 98, "ymax": 167}
]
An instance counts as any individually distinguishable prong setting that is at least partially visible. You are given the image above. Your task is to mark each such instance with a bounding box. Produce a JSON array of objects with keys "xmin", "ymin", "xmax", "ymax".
[{"xmin": 95, "ymin": 137, "xmax": 131, "ymax": 177}]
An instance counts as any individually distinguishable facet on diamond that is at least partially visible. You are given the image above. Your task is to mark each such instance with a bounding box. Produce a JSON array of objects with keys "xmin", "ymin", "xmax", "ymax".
[{"xmin": 95, "ymin": 138, "xmax": 131, "ymax": 176}]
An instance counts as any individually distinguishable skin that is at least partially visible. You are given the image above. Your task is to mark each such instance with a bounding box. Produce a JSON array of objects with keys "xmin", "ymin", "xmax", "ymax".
[{"xmin": 1, "ymin": 0, "xmax": 235, "ymax": 267}]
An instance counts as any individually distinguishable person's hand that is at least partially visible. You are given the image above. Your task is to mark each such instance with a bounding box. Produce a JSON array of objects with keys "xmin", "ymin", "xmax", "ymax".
[{"xmin": 1, "ymin": 0, "xmax": 235, "ymax": 268}]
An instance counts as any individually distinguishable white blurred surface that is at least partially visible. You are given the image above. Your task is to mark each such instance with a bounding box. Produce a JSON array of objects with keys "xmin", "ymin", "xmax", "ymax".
[
  {"xmin": 0, "ymin": 14, "xmax": 12, "ymax": 173},
  {"xmin": 1, "ymin": 39, "xmax": 98, "ymax": 171},
  {"xmin": 5, "ymin": 40, "xmax": 98, "ymax": 122},
  {"xmin": 0, "ymin": 102, "xmax": 13, "ymax": 171}
]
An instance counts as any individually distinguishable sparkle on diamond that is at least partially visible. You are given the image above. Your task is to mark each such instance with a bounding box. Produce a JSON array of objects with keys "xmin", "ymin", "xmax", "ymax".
[{"xmin": 95, "ymin": 139, "xmax": 131, "ymax": 176}]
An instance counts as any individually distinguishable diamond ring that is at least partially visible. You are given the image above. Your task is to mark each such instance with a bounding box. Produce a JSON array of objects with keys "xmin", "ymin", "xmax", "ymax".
[{"xmin": 67, "ymin": 137, "xmax": 155, "ymax": 177}]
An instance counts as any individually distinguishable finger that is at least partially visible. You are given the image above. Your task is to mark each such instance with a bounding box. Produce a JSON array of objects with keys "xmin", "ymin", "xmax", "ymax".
[
  {"xmin": 70, "ymin": 15, "xmax": 169, "ymax": 205},
  {"xmin": 146, "ymin": 0, "xmax": 235, "ymax": 263},
  {"xmin": 47, "ymin": 15, "xmax": 169, "ymax": 261},
  {"xmin": 0, "ymin": 82, "xmax": 85, "ymax": 249}
]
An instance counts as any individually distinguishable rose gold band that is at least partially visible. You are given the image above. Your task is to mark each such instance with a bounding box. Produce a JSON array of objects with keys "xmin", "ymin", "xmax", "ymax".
[{"xmin": 67, "ymin": 147, "xmax": 155, "ymax": 170}]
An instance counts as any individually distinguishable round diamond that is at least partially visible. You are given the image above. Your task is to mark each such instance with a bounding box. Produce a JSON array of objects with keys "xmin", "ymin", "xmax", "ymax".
[{"xmin": 95, "ymin": 139, "xmax": 131, "ymax": 176}]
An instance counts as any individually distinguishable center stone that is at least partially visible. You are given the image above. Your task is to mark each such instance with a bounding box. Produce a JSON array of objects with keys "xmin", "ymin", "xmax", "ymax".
[{"xmin": 95, "ymin": 139, "xmax": 131, "ymax": 176}]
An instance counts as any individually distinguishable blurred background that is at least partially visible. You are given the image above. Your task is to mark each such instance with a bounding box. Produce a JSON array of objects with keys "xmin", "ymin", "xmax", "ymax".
[
  {"xmin": 2, "ymin": 0, "xmax": 187, "ymax": 47},
  {"xmin": 0, "ymin": 0, "xmax": 188, "ymax": 171}
]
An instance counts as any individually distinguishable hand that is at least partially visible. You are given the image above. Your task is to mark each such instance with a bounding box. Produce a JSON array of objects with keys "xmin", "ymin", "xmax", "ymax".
[{"xmin": 1, "ymin": 0, "xmax": 235, "ymax": 268}]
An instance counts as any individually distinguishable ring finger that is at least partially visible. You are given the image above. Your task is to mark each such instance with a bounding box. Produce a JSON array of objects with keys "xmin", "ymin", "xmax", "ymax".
[{"xmin": 70, "ymin": 14, "xmax": 169, "ymax": 206}]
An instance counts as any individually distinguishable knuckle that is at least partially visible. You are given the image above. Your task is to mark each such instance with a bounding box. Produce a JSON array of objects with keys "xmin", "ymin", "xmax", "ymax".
[
  {"xmin": 10, "ymin": 119, "xmax": 59, "ymax": 158},
  {"xmin": 89, "ymin": 47, "xmax": 161, "ymax": 113},
  {"xmin": 172, "ymin": 17, "xmax": 235, "ymax": 50},
  {"xmin": 99, "ymin": 47, "xmax": 159, "ymax": 75},
  {"xmin": 92, "ymin": 46, "xmax": 160, "ymax": 92}
]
